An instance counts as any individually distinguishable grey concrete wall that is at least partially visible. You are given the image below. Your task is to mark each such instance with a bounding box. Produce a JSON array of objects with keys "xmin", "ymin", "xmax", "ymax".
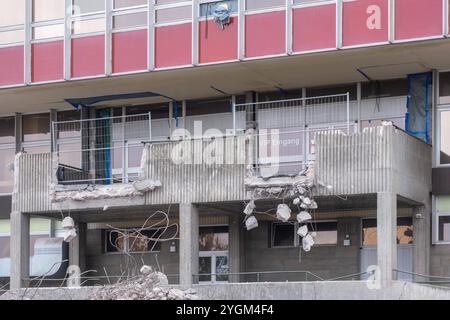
[
  {"xmin": 3, "ymin": 281, "xmax": 450, "ymax": 300},
  {"xmin": 315, "ymin": 125, "xmax": 431, "ymax": 204},
  {"xmin": 242, "ymin": 218, "xmax": 361, "ymax": 281},
  {"xmin": 84, "ymin": 230, "xmax": 180, "ymax": 285},
  {"xmin": 431, "ymin": 244, "xmax": 450, "ymax": 277}
]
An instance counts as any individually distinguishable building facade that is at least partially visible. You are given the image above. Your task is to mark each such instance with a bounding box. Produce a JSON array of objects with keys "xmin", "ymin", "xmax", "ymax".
[{"xmin": 0, "ymin": 0, "xmax": 450, "ymax": 296}]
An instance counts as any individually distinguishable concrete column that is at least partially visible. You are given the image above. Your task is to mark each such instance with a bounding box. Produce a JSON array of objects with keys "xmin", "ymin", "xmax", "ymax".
[
  {"xmin": 10, "ymin": 211, "xmax": 30, "ymax": 291},
  {"xmin": 413, "ymin": 204, "xmax": 431, "ymax": 276},
  {"xmin": 377, "ymin": 192, "xmax": 397, "ymax": 287},
  {"xmin": 179, "ymin": 203, "xmax": 199, "ymax": 289},
  {"xmin": 229, "ymin": 214, "xmax": 241, "ymax": 283},
  {"xmin": 67, "ymin": 222, "xmax": 86, "ymax": 287}
]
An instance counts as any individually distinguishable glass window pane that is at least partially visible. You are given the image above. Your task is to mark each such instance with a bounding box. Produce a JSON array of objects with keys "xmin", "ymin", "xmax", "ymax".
[
  {"xmin": 156, "ymin": 0, "xmax": 186, "ymax": 4},
  {"xmin": 215, "ymin": 256, "xmax": 229, "ymax": 282},
  {"xmin": 0, "ymin": 29, "xmax": 25, "ymax": 44},
  {"xmin": 437, "ymin": 196, "xmax": 450, "ymax": 213},
  {"xmin": 200, "ymin": 1, "xmax": 238, "ymax": 17},
  {"xmin": 33, "ymin": 24, "xmax": 64, "ymax": 40},
  {"xmin": 23, "ymin": 114, "xmax": 50, "ymax": 142},
  {"xmin": 246, "ymin": 0, "xmax": 285, "ymax": 11},
  {"xmin": 113, "ymin": 12, "xmax": 147, "ymax": 29},
  {"xmin": 199, "ymin": 226, "xmax": 229, "ymax": 251},
  {"xmin": 0, "ymin": 235, "xmax": 10, "ymax": 259},
  {"xmin": 114, "ymin": 0, "xmax": 147, "ymax": 9},
  {"xmin": 0, "ymin": 117, "xmax": 15, "ymax": 144},
  {"xmin": 199, "ymin": 256, "xmax": 212, "ymax": 282},
  {"xmin": 313, "ymin": 222, "xmax": 338, "ymax": 245},
  {"xmin": 0, "ymin": 0, "xmax": 25, "ymax": 27},
  {"xmin": 438, "ymin": 216, "xmax": 450, "ymax": 242},
  {"xmin": 128, "ymin": 229, "xmax": 162, "ymax": 252},
  {"xmin": 58, "ymin": 142, "xmax": 82, "ymax": 168},
  {"xmin": 440, "ymin": 72, "xmax": 450, "ymax": 97},
  {"xmin": 57, "ymin": 111, "xmax": 81, "ymax": 138},
  {"xmin": 73, "ymin": 0, "xmax": 105, "ymax": 14},
  {"xmin": 72, "ymin": 17, "xmax": 106, "ymax": 34},
  {"xmin": 440, "ymin": 110, "xmax": 450, "ymax": 165},
  {"xmin": 33, "ymin": 0, "xmax": 64, "ymax": 22},
  {"xmin": 0, "ymin": 148, "xmax": 15, "ymax": 194},
  {"xmin": 272, "ymin": 223, "xmax": 295, "ymax": 247},
  {"xmin": 156, "ymin": 5, "xmax": 191, "ymax": 23}
]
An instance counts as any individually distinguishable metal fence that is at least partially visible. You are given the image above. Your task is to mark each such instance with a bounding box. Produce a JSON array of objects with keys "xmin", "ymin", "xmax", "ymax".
[
  {"xmin": 52, "ymin": 113, "xmax": 152, "ymax": 185},
  {"xmin": 233, "ymin": 93, "xmax": 355, "ymax": 176}
]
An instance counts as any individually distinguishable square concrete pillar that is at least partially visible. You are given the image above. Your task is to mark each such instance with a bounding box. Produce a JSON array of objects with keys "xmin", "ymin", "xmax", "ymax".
[
  {"xmin": 377, "ymin": 192, "xmax": 397, "ymax": 287},
  {"xmin": 413, "ymin": 204, "xmax": 431, "ymax": 276},
  {"xmin": 229, "ymin": 214, "xmax": 242, "ymax": 283},
  {"xmin": 67, "ymin": 222, "xmax": 87, "ymax": 287},
  {"xmin": 10, "ymin": 211, "xmax": 30, "ymax": 291},
  {"xmin": 179, "ymin": 203, "xmax": 199, "ymax": 289}
]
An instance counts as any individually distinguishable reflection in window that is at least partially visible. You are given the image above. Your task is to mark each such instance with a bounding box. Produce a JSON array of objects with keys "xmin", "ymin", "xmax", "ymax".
[
  {"xmin": 113, "ymin": 12, "xmax": 148, "ymax": 29},
  {"xmin": 440, "ymin": 110, "xmax": 450, "ymax": 165},
  {"xmin": 32, "ymin": 24, "xmax": 64, "ymax": 40},
  {"xmin": 114, "ymin": 0, "xmax": 147, "ymax": 9},
  {"xmin": 0, "ymin": 117, "xmax": 15, "ymax": 144},
  {"xmin": 32, "ymin": 0, "xmax": 64, "ymax": 22},
  {"xmin": 156, "ymin": 6, "xmax": 192, "ymax": 24},
  {"xmin": 72, "ymin": 17, "xmax": 106, "ymax": 35},
  {"xmin": 0, "ymin": 29, "xmax": 24, "ymax": 45},
  {"xmin": 22, "ymin": 113, "xmax": 50, "ymax": 142},
  {"xmin": 0, "ymin": 0, "xmax": 25, "ymax": 27},
  {"xmin": 362, "ymin": 218, "xmax": 414, "ymax": 246},
  {"xmin": 103, "ymin": 229, "xmax": 162, "ymax": 253},
  {"xmin": 0, "ymin": 148, "xmax": 15, "ymax": 194},
  {"xmin": 246, "ymin": 0, "xmax": 285, "ymax": 11},
  {"xmin": 73, "ymin": 0, "xmax": 105, "ymax": 14},
  {"xmin": 200, "ymin": 1, "xmax": 238, "ymax": 17},
  {"xmin": 312, "ymin": 221, "xmax": 338, "ymax": 245},
  {"xmin": 199, "ymin": 226, "xmax": 229, "ymax": 251},
  {"xmin": 438, "ymin": 216, "xmax": 450, "ymax": 242}
]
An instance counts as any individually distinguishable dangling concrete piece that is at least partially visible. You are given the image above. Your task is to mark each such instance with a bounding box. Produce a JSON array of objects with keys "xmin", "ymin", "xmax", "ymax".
[{"xmin": 276, "ymin": 204, "xmax": 291, "ymax": 222}]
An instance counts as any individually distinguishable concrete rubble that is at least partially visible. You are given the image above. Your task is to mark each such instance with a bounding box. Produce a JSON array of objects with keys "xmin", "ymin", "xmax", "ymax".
[
  {"xmin": 51, "ymin": 179, "xmax": 162, "ymax": 202},
  {"xmin": 89, "ymin": 266, "xmax": 200, "ymax": 301}
]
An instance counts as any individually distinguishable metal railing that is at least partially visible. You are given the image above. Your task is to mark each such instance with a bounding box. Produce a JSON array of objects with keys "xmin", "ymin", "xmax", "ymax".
[
  {"xmin": 52, "ymin": 113, "xmax": 152, "ymax": 185},
  {"xmin": 394, "ymin": 270, "xmax": 450, "ymax": 286}
]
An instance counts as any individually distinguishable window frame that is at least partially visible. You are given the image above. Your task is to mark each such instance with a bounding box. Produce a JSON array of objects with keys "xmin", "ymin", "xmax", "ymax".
[
  {"xmin": 103, "ymin": 228, "xmax": 162, "ymax": 254},
  {"xmin": 270, "ymin": 220, "xmax": 338, "ymax": 248},
  {"xmin": 433, "ymin": 195, "xmax": 450, "ymax": 245},
  {"xmin": 436, "ymin": 106, "xmax": 450, "ymax": 168}
]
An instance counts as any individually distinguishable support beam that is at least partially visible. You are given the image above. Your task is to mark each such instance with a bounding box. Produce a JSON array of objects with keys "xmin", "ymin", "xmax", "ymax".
[
  {"xmin": 229, "ymin": 214, "xmax": 241, "ymax": 283},
  {"xmin": 377, "ymin": 192, "xmax": 397, "ymax": 287},
  {"xmin": 179, "ymin": 203, "xmax": 199, "ymax": 289},
  {"xmin": 413, "ymin": 204, "xmax": 431, "ymax": 276},
  {"xmin": 10, "ymin": 211, "xmax": 30, "ymax": 291},
  {"xmin": 68, "ymin": 222, "xmax": 87, "ymax": 287}
]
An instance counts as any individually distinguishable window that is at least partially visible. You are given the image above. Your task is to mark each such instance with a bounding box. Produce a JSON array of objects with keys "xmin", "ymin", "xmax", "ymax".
[
  {"xmin": 362, "ymin": 218, "xmax": 414, "ymax": 246},
  {"xmin": 0, "ymin": 0, "xmax": 25, "ymax": 44},
  {"xmin": 271, "ymin": 221, "xmax": 338, "ymax": 248},
  {"xmin": 32, "ymin": 0, "xmax": 64, "ymax": 40},
  {"xmin": 246, "ymin": 0, "xmax": 285, "ymax": 11},
  {"xmin": 112, "ymin": 0, "xmax": 148, "ymax": 31},
  {"xmin": 438, "ymin": 109, "xmax": 450, "ymax": 165},
  {"xmin": 71, "ymin": 0, "xmax": 106, "ymax": 35},
  {"xmin": 436, "ymin": 196, "xmax": 450, "ymax": 243},
  {"xmin": 103, "ymin": 229, "xmax": 162, "ymax": 253},
  {"xmin": 155, "ymin": 5, "xmax": 191, "ymax": 24},
  {"xmin": 439, "ymin": 72, "xmax": 450, "ymax": 97},
  {"xmin": 73, "ymin": 0, "xmax": 105, "ymax": 14},
  {"xmin": 199, "ymin": 226, "xmax": 229, "ymax": 251},
  {"xmin": 114, "ymin": 0, "xmax": 148, "ymax": 9},
  {"xmin": 56, "ymin": 111, "xmax": 82, "ymax": 168},
  {"xmin": 22, "ymin": 113, "xmax": 51, "ymax": 154},
  {"xmin": 200, "ymin": 1, "xmax": 238, "ymax": 17}
]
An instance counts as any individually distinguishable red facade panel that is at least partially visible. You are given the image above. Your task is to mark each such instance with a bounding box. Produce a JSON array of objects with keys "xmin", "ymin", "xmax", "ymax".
[
  {"xmin": 0, "ymin": 45, "xmax": 24, "ymax": 86},
  {"xmin": 112, "ymin": 29, "xmax": 147, "ymax": 74},
  {"xmin": 31, "ymin": 40, "xmax": 64, "ymax": 83},
  {"xmin": 199, "ymin": 16, "xmax": 238, "ymax": 64},
  {"xmin": 155, "ymin": 23, "xmax": 192, "ymax": 68},
  {"xmin": 245, "ymin": 11, "xmax": 286, "ymax": 58},
  {"xmin": 395, "ymin": 0, "xmax": 443, "ymax": 40},
  {"xmin": 292, "ymin": 4, "xmax": 336, "ymax": 52},
  {"xmin": 71, "ymin": 35, "xmax": 105, "ymax": 78},
  {"xmin": 342, "ymin": 0, "xmax": 389, "ymax": 47}
]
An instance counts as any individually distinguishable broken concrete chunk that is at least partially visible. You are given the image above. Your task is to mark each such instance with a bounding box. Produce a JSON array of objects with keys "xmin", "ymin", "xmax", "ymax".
[
  {"xmin": 276, "ymin": 204, "xmax": 291, "ymax": 222},
  {"xmin": 293, "ymin": 198, "xmax": 301, "ymax": 205},
  {"xmin": 63, "ymin": 228, "xmax": 77, "ymax": 243},
  {"xmin": 132, "ymin": 179, "xmax": 162, "ymax": 193},
  {"xmin": 244, "ymin": 200, "xmax": 256, "ymax": 216},
  {"xmin": 297, "ymin": 225, "xmax": 308, "ymax": 237},
  {"xmin": 245, "ymin": 215, "xmax": 258, "ymax": 231},
  {"xmin": 297, "ymin": 211, "xmax": 312, "ymax": 223}
]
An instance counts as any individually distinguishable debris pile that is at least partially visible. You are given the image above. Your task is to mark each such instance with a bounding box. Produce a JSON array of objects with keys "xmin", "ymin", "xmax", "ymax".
[{"xmin": 90, "ymin": 266, "xmax": 199, "ymax": 301}]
